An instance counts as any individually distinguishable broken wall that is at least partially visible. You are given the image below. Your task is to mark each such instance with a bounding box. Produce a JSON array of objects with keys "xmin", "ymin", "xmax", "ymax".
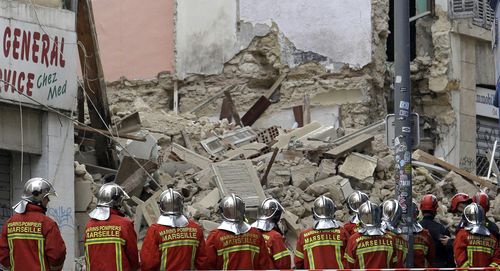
[
  {"xmin": 175, "ymin": 0, "xmax": 238, "ymax": 79},
  {"xmin": 239, "ymin": 0, "xmax": 372, "ymax": 69}
]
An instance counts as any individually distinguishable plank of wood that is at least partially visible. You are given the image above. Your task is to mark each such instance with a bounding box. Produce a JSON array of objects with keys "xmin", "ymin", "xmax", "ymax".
[
  {"xmin": 189, "ymin": 85, "xmax": 236, "ymax": 114},
  {"xmin": 303, "ymin": 94, "xmax": 311, "ymax": 125},
  {"xmin": 77, "ymin": 0, "xmax": 116, "ymax": 168},
  {"xmin": 224, "ymin": 90, "xmax": 242, "ymax": 127},
  {"xmin": 265, "ymin": 73, "xmax": 287, "ymax": 99},
  {"xmin": 171, "ymin": 143, "xmax": 212, "ymax": 169},
  {"xmin": 219, "ymin": 97, "xmax": 233, "ymax": 122},
  {"xmin": 293, "ymin": 105, "xmax": 303, "ymax": 127},
  {"xmin": 324, "ymin": 134, "xmax": 374, "ymax": 158},
  {"xmin": 260, "ymin": 148, "xmax": 279, "ymax": 186},
  {"xmin": 74, "ymin": 124, "xmax": 147, "ymax": 142},
  {"xmin": 181, "ymin": 130, "xmax": 194, "ymax": 151},
  {"xmin": 412, "ymin": 149, "xmax": 496, "ymax": 190},
  {"xmin": 241, "ymin": 96, "xmax": 272, "ymax": 126}
]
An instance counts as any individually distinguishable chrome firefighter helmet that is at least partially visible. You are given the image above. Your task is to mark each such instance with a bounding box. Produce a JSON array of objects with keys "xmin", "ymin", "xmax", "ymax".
[
  {"xmin": 218, "ymin": 194, "xmax": 250, "ymax": 235},
  {"xmin": 89, "ymin": 183, "xmax": 130, "ymax": 221},
  {"xmin": 347, "ymin": 191, "xmax": 369, "ymax": 213},
  {"xmin": 13, "ymin": 177, "xmax": 57, "ymax": 214},
  {"xmin": 312, "ymin": 195, "xmax": 341, "ymax": 230},
  {"xmin": 358, "ymin": 201, "xmax": 384, "ymax": 236},
  {"xmin": 157, "ymin": 189, "xmax": 188, "ymax": 227},
  {"xmin": 464, "ymin": 203, "xmax": 490, "ymax": 236},
  {"xmin": 381, "ymin": 199, "xmax": 402, "ymax": 233},
  {"xmin": 251, "ymin": 198, "xmax": 284, "ymax": 232}
]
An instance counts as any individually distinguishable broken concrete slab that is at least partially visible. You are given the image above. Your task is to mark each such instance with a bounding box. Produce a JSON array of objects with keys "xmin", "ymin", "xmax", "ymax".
[
  {"xmin": 115, "ymin": 156, "xmax": 158, "ymax": 197},
  {"xmin": 305, "ymin": 175, "xmax": 350, "ymax": 203},
  {"xmin": 273, "ymin": 122, "xmax": 322, "ymax": 149},
  {"xmin": 315, "ymin": 159, "xmax": 336, "ymax": 181},
  {"xmin": 223, "ymin": 142, "xmax": 268, "ymax": 160},
  {"xmin": 444, "ymin": 171, "xmax": 479, "ymax": 196},
  {"xmin": 120, "ymin": 132, "xmax": 160, "ymax": 161},
  {"xmin": 339, "ymin": 152, "xmax": 378, "ymax": 181},
  {"xmin": 138, "ymin": 190, "xmax": 162, "ymax": 226},
  {"xmin": 324, "ymin": 134, "xmax": 374, "ymax": 158},
  {"xmin": 171, "ymin": 143, "xmax": 212, "ymax": 169},
  {"xmin": 290, "ymin": 164, "xmax": 317, "ymax": 190},
  {"xmin": 194, "ymin": 188, "xmax": 220, "ymax": 210},
  {"xmin": 211, "ymin": 160, "xmax": 266, "ymax": 208}
]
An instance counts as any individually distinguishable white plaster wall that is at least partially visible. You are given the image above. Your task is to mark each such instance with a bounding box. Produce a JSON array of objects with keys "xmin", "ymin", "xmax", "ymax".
[
  {"xmin": 435, "ymin": 0, "xmax": 448, "ymax": 11},
  {"xmin": 175, "ymin": 0, "xmax": 238, "ymax": 79},
  {"xmin": 32, "ymin": 112, "xmax": 75, "ymax": 270},
  {"xmin": 495, "ymin": 7, "xmax": 500, "ymax": 83},
  {"xmin": 239, "ymin": 0, "xmax": 372, "ymax": 68}
]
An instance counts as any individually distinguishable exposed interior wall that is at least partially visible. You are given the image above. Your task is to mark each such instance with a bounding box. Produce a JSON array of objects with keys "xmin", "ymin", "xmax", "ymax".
[
  {"xmin": 92, "ymin": 0, "xmax": 174, "ymax": 81},
  {"xmin": 175, "ymin": 0, "xmax": 238, "ymax": 79},
  {"xmin": 239, "ymin": 0, "xmax": 372, "ymax": 69}
]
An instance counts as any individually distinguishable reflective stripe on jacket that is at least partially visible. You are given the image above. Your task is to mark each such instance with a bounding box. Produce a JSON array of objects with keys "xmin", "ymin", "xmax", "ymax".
[
  {"xmin": 345, "ymin": 232, "xmax": 396, "ymax": 269},
  {"xmin": 0, "ymin": 204, "xmax": 66, "ymax": 271},
  {"xmin": 262, "ymin": 229, "xmax": 291, "ymax": 269},
  {"xmin": 454, "ymin": 228, "xmax": 500, "ymax": 268}
]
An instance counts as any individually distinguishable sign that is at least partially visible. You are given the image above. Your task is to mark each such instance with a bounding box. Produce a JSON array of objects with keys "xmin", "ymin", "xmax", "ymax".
[
  {"xmin": 476, "ymin": 87, "xmax": 498, "ymax": 119},
  {"xmin": 0, "ymin": 4, "xmax": 77, "ymax": 111}
]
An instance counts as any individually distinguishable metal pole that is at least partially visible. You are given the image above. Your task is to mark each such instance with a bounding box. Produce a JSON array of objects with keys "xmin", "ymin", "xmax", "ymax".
[{"xmin": 394, "ymin": 0, "xmax": 414, "ymax": 267}]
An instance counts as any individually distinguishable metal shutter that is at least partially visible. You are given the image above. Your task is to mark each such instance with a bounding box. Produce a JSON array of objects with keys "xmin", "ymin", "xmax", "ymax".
[
  {"xmin": 451, "ymin": 0, "xmax": 475, "ymax": 18},
  {"xmin": 0, "ymin": 150, "xmax": 11, "ymax": 227}
]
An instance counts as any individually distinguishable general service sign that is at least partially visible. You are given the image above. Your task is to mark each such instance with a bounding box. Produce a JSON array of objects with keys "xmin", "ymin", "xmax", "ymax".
[{"xmin": 0, "ymin": 4, "xmax": 77, "ymax": 111}]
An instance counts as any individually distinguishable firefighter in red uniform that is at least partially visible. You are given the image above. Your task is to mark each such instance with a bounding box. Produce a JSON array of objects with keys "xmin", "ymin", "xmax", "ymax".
[
  {"xmin": 345, "ymin": 201, "xmax": 397, "ymax": 268},
  {"xmin": 411, "ymin": 200, "xmax": 435, "ymax": 268},
  {"xmin": 205, "ymin": 194, "xmax": 273, "ymax": 270},
  {"xmin": 84, "ymin": 183, "xmax": 138, "ymax": 271},
  {"xmin": 140, "ymin": 188, "xmax": 207, "ymax": 270},
  {"xmin": 251, "ymin": 198, "xmax": 291, "ymax": 269},
  {"xmin": 454, "ymin": 203, "xmax": 500, "ymax": 268},
  {"xmin": 295, "ymin": 195, "xmax": 350, "ymax": 269},
  {"xmin": 0, "ymin": 178, "xmax": 66, "ymax": 271},
  {"xmin": 381, "ymin": 199, "xmax": 407, "ymax": 268},
  {"xmin": 344, "ymin": 191, "xmax": 369, "ymax": 235}
]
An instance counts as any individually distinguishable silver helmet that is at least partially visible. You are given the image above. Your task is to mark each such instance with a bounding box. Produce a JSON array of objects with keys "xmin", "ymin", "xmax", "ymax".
[
  {"xmin": 251, "ymin": 198, "xmax": 284, "ymax": 232},
  {"xmin": 157, "ymin": 189, "xmax": 188, "ymax": 227},
  {"xmin": 381, "ymin": 199, "xmax": 402, "ymax": 233},
  {"xmin": 347, "ymin": 191, "xmax": 369, "ymax": 224},
  {"xmin": 464, "ymin": 203, "xmax": 490, "ymax": 236},
  {"xmin": 358, "ymin": 201, "xmax": 384, "ymax": 236},
  {"xmin": 312, "ymin": 195, "xmax": 341, "ymax": 230},
  {"xmin": 218, "ymin": 194, "xmax": 250, "ymax": 235},
  {"xmin": 13, "ymin": 178, "xmax": 57, "ymax": 214},
  {"xmin": 89, "ymin": 183, "xmax": 130, "ymax": 221}
]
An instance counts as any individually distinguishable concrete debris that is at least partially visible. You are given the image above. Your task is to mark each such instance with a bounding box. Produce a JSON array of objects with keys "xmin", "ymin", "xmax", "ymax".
[{"xmin": 339, "ymin": 152, "xmax": 378, "ymax": 181}]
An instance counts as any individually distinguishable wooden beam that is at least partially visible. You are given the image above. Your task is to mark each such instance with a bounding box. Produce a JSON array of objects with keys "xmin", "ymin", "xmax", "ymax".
[
  {"xmin": 412, "ymin": 149, "xmax": 496, "ymax": 190},
  {"xmin": 189, "ymin": 85, "xmax": 236, "ymax": 114},
  {"xmin": 265, "ymin": 73, "xmax": 287, "ymax": 99},
  {"xmin": 224, "ymin": 90, "xmax": 242, "ymax": 127},
  {"xmin": 324, "ymin": 134, "xmax": 374, "ymax": 158},
  {"xmin": 77, "ymin": 0, "xmax": 116, "ymax": 168},
  {"xmin": 292, "ymin": 105, "xmax": 304, "ymax": 127},
  {"xmin": 260, "ymin": 148, "xmax": 279, "ymax": 186},
  {"xmin": 74, "ymin": 124, "xmax": 147, "ymax": 142},
  {"xmin": 219, "ymin": 97, "xmax": 233, "ymax": 122},
  {"xmin": 241, "ymin": 96, "xmax": 271, "ymax": 126},
  {"xmin": 181, "ymin": 130, "xmax": 194, "ymax": 151},
  {"xmin": 303, "ymin": 94, "xmax": 311, "ymax": 125}
]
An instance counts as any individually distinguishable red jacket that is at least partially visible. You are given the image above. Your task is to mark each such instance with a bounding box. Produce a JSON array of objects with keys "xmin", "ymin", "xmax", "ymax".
[
  {"xmin": 345, "ymin": 232, "xmax": 397, "ymax": 269},
  {"xmin": 344, "ymin": 221, "xmax": 359, "ymax": 236},
  {"xmin": 0, "ymin": 204, "xmax": 66, "ymax": 271},
  {"xmin": 414, "ymin": 229, "xmax": 435, "ymax": 268},
  {"xmin": 454, "ymin": 228, "xmax": 500, "ymax": 268},
  {"xmin": 140, "ymin": 219, "xmax": 207, "ymax": 270},
  {"xmin": 84, "ymin": 209, "xmax": 139, "ymax": 271},
  {"xmin": 205, "ymin": 227, "xmax": 274, "ymax": 270},
  {"xmin": 261, "ymin": 229, "xmax": 291, "ymax": 269},
  {"xmin": 388, "ymin": 231, "xmax": 407, "ymax": 268},
  {"xmin": 295, "ymin": 227, "xmax": 350, "ymax": 269}
]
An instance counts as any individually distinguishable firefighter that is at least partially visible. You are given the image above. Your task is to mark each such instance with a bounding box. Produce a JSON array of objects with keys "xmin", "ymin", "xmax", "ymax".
[
  {"xmin": 411, "ymin": 200, "xmax": 435, "ymax": 268},
  {"xmin": 344, "ymin": 191, "xmax": 369, "ymax": 235},
  {"xmin": 205, "ymin": 194, "xmax": 273, "ymax": 270},
  {"xmin": 0, "ymin": 178, "xmax": 66, "ymax": 271},
  {"xmin": 251, "ymin": 198, "xmax": 291, "ymax": 269},
  {"xmin": 84, "ymin": 183, "xmax": 139, "ymax": 271},
  {"xmin": 472, "ymin": 191, "xmax": 500, "ymax": 240},
  {"xmin": 381, "ymin": 199, "xmax": 407, "ymax": 268},
  {"xmin": 140, "ymin": 189, "xmax": 207, "ymax": 270},
  {"xmin": 295, "ymin": 195, "xmax": 350, "ymax": 269},
  {"xmin": 345, "ymin": 201, "xmax": 396, "ymax": 268},
  {"xmin": 418, "ymin": 194, "xmax": 454, "ymax": 267},
  {"xmin": 453, "ymin": 203, "xmax": 500, "ymax": 267},
  {"xmin": 441, "ymin": 193, "xmax": 472, "ymax": 255}
]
